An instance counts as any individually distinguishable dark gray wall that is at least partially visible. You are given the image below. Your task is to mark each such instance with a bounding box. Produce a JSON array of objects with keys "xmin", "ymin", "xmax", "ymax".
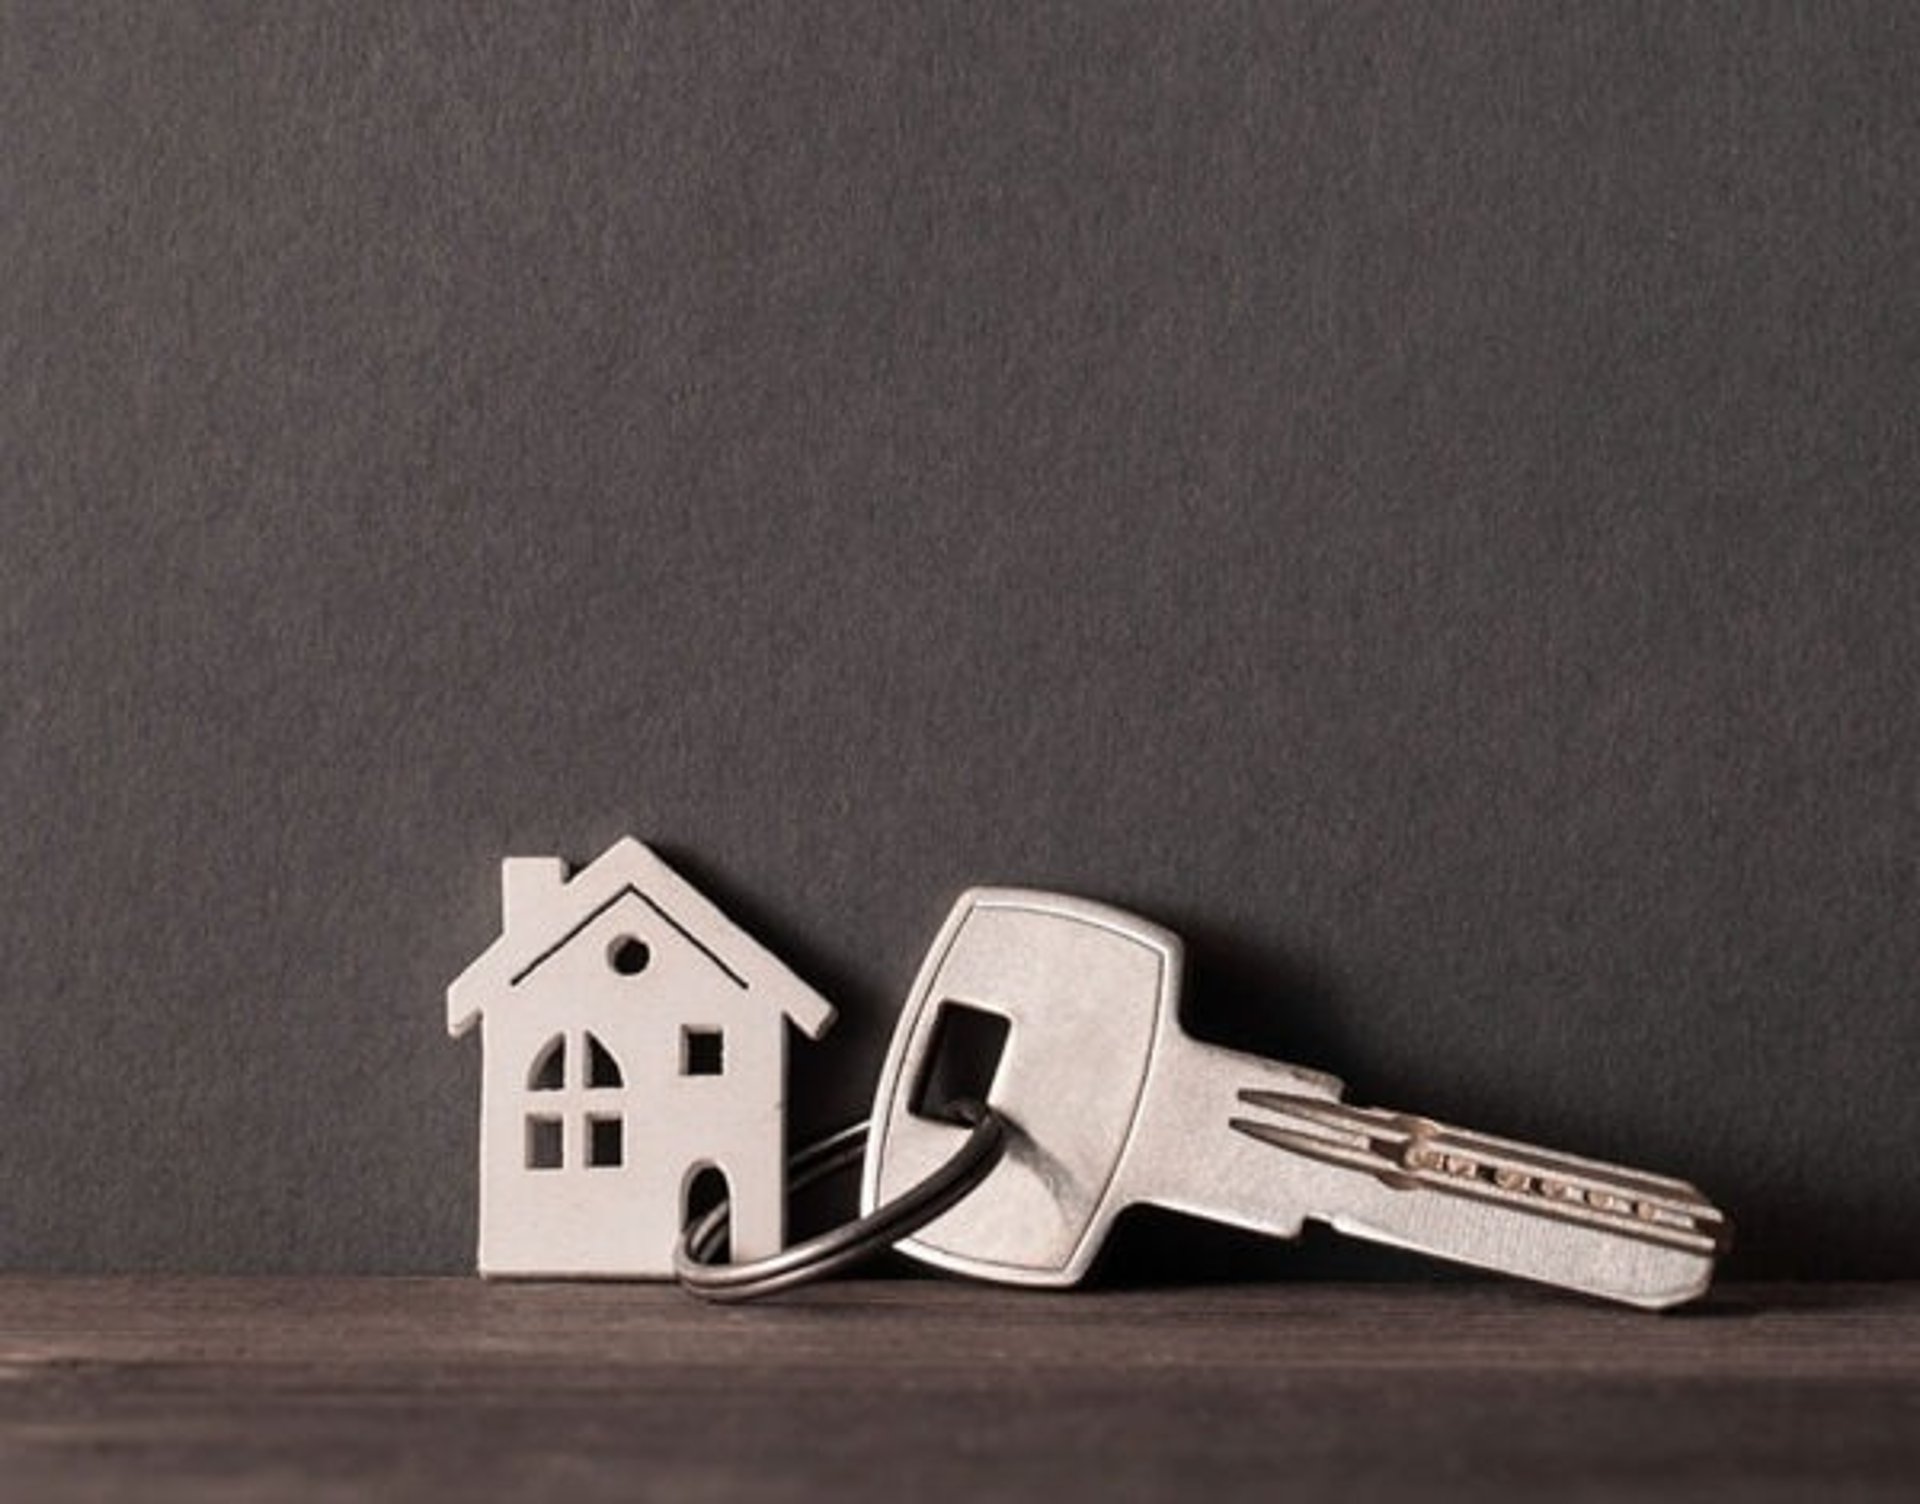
[{"xmin": 4, "ymin": 2, "xmax": 1915, "ymax": 1279}]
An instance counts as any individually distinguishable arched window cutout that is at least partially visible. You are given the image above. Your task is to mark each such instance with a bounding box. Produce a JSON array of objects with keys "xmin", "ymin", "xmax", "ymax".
[
  {"xmin": 528, "ymin": 1035, "xmax": 565, "ymax": 1091},
  {"xmin": 586, "ymin": 1033, "xmax": 623, "ymax": 1089}
]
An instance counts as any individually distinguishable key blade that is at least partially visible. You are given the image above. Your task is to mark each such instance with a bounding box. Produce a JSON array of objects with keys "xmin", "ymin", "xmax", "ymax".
[
  {"xmin": 1230, "ymin": 1089, "xmax": 1729, "ymax": 1308},
  {"xmin": 1235, "ymin": 1091, "xmax": 1730, "ymax": 1251}
]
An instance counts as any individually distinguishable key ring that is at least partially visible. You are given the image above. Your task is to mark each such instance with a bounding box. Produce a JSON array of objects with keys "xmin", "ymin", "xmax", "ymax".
[{"xmin": 674, "ymin": 1100, "xmax": 1007, "ymax": 1302}]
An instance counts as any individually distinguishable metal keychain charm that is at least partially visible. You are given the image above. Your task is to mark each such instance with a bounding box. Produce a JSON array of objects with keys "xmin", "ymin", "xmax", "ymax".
[{"xmin": 674, "ymin": 1100, "xmax": 1007, "ymax": 1302}]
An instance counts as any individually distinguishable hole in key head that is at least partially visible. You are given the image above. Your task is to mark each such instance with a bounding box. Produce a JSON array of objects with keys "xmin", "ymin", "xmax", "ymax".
[{"xmin": 910, "ymin": 1001, "xmax": 1011, "ymax": 1125}]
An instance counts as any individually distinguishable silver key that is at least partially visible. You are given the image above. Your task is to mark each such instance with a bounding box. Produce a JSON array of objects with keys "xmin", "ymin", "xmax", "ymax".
[{"xmin": 862, "ymin": 889, "xmax": 1728, "ymax": 1308}]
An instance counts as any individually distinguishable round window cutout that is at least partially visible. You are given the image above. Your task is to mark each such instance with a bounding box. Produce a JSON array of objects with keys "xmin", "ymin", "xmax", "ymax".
[{"xmin": 607, "ymin": 935, "xmax": 651, "ymax": 976}]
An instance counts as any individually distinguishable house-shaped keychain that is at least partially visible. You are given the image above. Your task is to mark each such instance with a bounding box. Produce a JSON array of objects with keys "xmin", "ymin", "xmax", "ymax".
[{"xmin": 447, "ymin": 837, "xmax": 836, "ymax": 1277}]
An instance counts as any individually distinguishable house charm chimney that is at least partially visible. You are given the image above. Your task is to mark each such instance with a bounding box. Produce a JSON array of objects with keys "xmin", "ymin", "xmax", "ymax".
[
  {"xmin": 447, "ymin": 837, "xmax": 836, "ymax": 1278},
  {"xmin": 499, "ymin": 856, "xmax": 566, "ymax": 932}
]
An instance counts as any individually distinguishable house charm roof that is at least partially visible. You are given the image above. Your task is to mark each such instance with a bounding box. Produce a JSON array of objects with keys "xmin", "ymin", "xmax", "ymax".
[{"xmin": 448, "ymin": 836, "xmax": 835, "ymax": 1040}]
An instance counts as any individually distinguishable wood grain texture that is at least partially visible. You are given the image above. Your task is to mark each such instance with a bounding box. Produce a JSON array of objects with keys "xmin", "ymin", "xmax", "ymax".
[{"xmin": 0, "ymin": 1278, "xmax": 1913, "ymax": 1502}]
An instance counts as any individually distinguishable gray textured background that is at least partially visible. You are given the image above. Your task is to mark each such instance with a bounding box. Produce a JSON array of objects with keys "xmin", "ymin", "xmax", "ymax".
[{"xmin": 3, "ymin": 2, "xmax": 1915, "ymax": 1280}]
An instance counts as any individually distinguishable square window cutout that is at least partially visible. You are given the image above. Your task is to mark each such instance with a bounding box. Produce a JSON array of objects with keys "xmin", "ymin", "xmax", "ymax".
[
  {"xmin": 588, "ymin": 1116, "xmax": 623, "ymax": 1167},
  {"xmin": 526, "ymin": 1115, "xmax": 562, "ymax": 1170},
  {"xmin": 683, "ymin": 1027, "xmax": 724, "ymax": 1076}
]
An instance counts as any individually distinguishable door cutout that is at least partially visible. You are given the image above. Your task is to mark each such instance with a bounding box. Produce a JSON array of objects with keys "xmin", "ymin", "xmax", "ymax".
[{"xmin": 683, "ymin": 1164, "xmax": 732, "ymax": 1261}]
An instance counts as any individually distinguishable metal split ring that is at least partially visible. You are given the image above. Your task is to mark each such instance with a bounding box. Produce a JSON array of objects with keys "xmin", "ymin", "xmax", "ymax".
[{"xmin": 674, "ymin": 1101, "xmax": 1007, "ymax": 1302}]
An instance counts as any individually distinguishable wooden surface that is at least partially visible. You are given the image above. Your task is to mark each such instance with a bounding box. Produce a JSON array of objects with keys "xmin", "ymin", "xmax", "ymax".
[{"xmin": 0, "ymin": 1278, "xmax": 1913, "ymax": 1502}]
